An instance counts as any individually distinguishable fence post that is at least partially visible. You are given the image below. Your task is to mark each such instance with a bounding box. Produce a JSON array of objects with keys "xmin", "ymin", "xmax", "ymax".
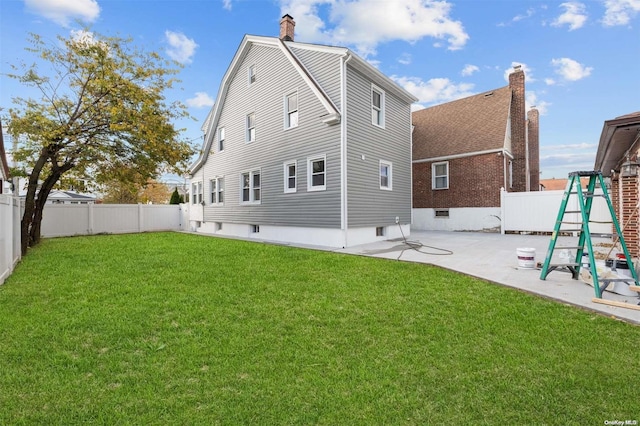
[
  {"xmin": 500, "ymin": 187, "xmax": 505, "ymax": 234},
  {"xmin": 88, "ymin": 203, "xmax": 94, "ymax": 235},
  {"xmin": 138, "ymin": 204, "xmax": 143, "ymax": 233}
]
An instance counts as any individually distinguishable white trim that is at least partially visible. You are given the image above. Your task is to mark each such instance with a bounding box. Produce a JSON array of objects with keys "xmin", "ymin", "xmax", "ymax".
[
  {"xmin": 209, "ymin": 176, "xmax": 224, "ymax": 205},
  {"xmin": 283, "ymin": 160, "xmax": 297, "ymax": 193},
  {"xmin": 379, "ymin": 160, "xmax": 392, "ymax": 190},
  {"xmin": 432, "ymin": 161, "xmax": 449, "ymax": 190},
  {"xmin": 217, "ymin": 126, "xmax": 225, "ymax": 152},
  {"xmin": 246, "ymin": 112, "xmax": 255, "ymax": 143},
  {"xmin": 371, "ymin": 84, "xmax": 385, "ymax": 129},
  {"xmin": 413, "ymin": 148, "xmax": 511, "ymax": 164},
  {"xmin": 307, "ymin": 155, "xmax": 327, "ymax": 192}
]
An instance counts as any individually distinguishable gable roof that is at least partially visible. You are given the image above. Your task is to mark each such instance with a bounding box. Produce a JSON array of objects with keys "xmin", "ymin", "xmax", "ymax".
[
  {"xmin": 594, "ymin": 111, "xmax": 640, "ymax": 177},
  {"xmin": 190, "ymin": 35, "xmax": 417, "ymax": 175},
  {"xmin": 412, "ymin": 86, "xmax": 512, "ymax": 161}
]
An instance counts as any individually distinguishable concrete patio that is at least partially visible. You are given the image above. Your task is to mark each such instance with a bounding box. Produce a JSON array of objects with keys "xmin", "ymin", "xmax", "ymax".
[{"xmin": 334, "ymin": 230, "xmax": 640, "ymax": 325}]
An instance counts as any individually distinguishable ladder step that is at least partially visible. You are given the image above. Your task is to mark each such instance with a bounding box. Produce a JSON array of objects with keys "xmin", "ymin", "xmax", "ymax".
[
  {"xmin": 592, "ymin": 298, "xmax": 640, "ymax": 311},
  {"xmin": 548, "ymin": 262, "xmax": 580, "ymax": 268},
  {"xmin": 553, "ymin": 246, "xmax": 583, "ymax": 250},
  {"xmin": 599, "ymin": 278, "xmax": 638, "ymax": 283}
]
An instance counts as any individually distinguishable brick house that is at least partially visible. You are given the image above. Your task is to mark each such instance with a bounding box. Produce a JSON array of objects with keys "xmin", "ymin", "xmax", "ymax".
[
  {"xmin": 594, "ymin": 111, "xmax": 640, "ymax": 257},
  {"xmin": 412, "ymin": 66, "xmax": 539, "ymax": 231}
]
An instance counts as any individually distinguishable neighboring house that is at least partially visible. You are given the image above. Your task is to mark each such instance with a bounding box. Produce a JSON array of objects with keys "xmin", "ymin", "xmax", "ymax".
[
  {"xmin": 540, "ymin": 177, "xmax": 588, "ymax": 191},
  {"xmin": 44, "ymin": 190, "xmax": 96, "ymax": 204},
  {"xmin": 0, "ymin": 120, "xmax": 12, "ymax": 194},
  {"xmin": 594, "ymin": 111, "xmax": 640, "ymax": 257},
  {"xmin": 188, "ymin": 15, "xmax": 418, "ymax": 248},
  {"xmin": 412, "ymin": 66, "xmax": 539, "ymax": 231}
]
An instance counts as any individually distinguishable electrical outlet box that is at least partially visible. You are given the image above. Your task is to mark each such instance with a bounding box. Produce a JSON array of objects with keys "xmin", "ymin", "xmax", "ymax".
[{"xmin": 395, "ymin": 216, "xmax": 399, "ymax": 224}]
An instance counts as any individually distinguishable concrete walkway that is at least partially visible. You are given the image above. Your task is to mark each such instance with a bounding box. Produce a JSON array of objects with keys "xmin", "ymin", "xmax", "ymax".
[{"xmin": 334, "ymin": 231, "xmax": 640, "ymax": 325}]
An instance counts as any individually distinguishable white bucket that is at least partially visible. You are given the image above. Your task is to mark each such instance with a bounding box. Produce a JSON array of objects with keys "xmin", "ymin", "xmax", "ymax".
[{"xmin": 517, "ymin": 248, "xmax": 536, "ymax": 269}]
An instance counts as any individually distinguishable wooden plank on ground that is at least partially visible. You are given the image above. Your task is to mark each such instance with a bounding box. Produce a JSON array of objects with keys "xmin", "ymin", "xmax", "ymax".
[
  {"xmin": 592, "ymin": 298, "xmax": 640, "ymax": 311},
  {"xmin": 628, "ymin": 285, "xmax": 640, "ymax": 293}
]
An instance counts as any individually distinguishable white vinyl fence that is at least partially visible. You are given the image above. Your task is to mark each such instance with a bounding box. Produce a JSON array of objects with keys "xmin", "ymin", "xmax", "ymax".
[
  {"xmin": 40, "ymin": 203, "xmax": 186, "ymax": 238},
  {"xmin": 0, "ymin": 195, "xmax": 21, "ymax": 285},
  {"xmin": 500, "ymin": 188, "xmax": 611, "ymax": 234}
]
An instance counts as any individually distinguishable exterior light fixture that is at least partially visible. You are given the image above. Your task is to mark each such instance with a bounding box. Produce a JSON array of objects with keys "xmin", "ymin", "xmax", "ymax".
[{"xmin": 621, "ymin": 156, "xmax": 639, "ymax": 177}]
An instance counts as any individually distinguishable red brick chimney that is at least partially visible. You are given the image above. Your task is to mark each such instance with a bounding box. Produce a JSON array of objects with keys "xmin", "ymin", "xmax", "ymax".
[
  {"xmin": 527, "ymin": 108, "xmax": 540, "ymax": 191},
  {"xmin": 509, "ymin": 65, "xmax": 526, "ymax": 192},
  {"xmin": 280, "ymin": 14, "xmax": 295, "ymax": 42}
]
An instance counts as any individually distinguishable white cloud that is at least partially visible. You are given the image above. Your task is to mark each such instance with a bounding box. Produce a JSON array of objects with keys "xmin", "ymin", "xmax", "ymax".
[
  {"xmin": 525, "ymin": 91, "xmax": 551, "ymax": 116},
  {"xmin": 398, "ymin": 53, "xmax": 412, "ymax": 65},
  {"xmin": 545, "ymin": 78, "xmax": 556, "ymax": 85},
  {"xmin": 222, "ymin": 0, "xmax": 232, "ymax": 10},
  {"xmin": 461, "ymin": 64, "xmax": 479, "ymax": 76},
  {"xmin": 25, "ymin": 0, "xmax": 100, "ymax": 27},
  {"xmin": 392, "ymin": 75, "xmax": 475, "ymax": 106},
  {"xmin": 602, "ymin": 0, "xmax": 640, "ymax": 26},
  {"xmin": 279, "ymin": 0, "xmax": 469, "ymax": 57},
  {"xmin": 186, "ymin": 92, "xmax": 215, "ymax": 108},
  {"xmin": 551, "ymin": 57, "xmax": 593, "ymax": 81},
  {"xmin": 512, "ymin": 7, "xmax": 535, "ymax": 22},
  {"xmin": 503, "ymin": 62, "xmax": 536, "ymax": 83},
  {"xmin": 551, "ymin": 2, "xmax": 588, "ymax": 30},
  {"xmin": 164, "ymin": 31, "xmax": 198, "ymax": 64}
]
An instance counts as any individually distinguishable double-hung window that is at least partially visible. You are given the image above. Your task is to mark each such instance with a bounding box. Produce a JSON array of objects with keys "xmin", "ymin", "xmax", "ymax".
[
  {"xmin": 285, "ymin": 92, "xmax": 298, "ymax": 129},
  {"xmin": 246, "ymin": 113, "xmax": 255, "ymax": 142},
  {"xmin": 248, "ymin": 65, "xmax": 256, "ymax": 85},
  {"xmin": 371, "ymin": 85, "xmax": 385, "ymax": 127},
  {"xmin": 379, "ymin": 160, "xmax": 392, "ymax": 190},
  {"xmin": 284, "ymin": 161, "xmax": 296, "ymax": 193},
  {"xmin": 241, "ymin": 171, "xmax": 261, "ymax": 203},
  {"xmin": 432, "ymin": 161, "xmax": 449, "ymax": 190},
  {"xmin": 210, "ymin": 177, "xmax": 224, "ymax": 204},
  {"xmin": 218, "ymin": 127, "xmax": 225, "ymax": 152},
  {"xmin": 192, "ymin": 181, "xmax": 203, "ymax": 204},
  {"xmin": 308, "ymin": 156, "xmax": 326, "ymax": 191}
]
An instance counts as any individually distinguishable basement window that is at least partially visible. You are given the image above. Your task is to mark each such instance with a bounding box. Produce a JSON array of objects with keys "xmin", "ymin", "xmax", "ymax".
[
  {"xmin": 251, "ymin": 224, "xmax": 260, "ymax": 233},
  {"xmin": 376, "ymin": 226, "xmax": 385, "ymax": 237},
  {"xmin": 434, "ymin": 209, "xmax": 450, "ymax": 218}
]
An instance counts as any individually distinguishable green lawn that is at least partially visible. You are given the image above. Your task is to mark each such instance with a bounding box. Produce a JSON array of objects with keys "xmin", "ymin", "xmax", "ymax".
[{"xmin": 1, "ymin": 232, "xmax": 639, "ymax": 424}]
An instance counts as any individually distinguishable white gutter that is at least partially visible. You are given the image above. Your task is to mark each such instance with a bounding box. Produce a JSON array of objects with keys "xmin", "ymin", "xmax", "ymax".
[{"xmin": 340, "ymin": 53, "xmax": 352, "ymax": 248}]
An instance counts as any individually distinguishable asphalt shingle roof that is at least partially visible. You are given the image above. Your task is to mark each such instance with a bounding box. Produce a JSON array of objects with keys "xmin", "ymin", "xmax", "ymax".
[{"xmin": 412, "ymin": 86, "xmax": 512, "ymax": 160}]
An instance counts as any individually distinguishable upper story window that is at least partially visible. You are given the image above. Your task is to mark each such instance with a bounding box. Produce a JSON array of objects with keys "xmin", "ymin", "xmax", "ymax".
[
  {"xmin": 380, "ymin": 160, "xmax": 392, "ymax": 190},
  {"xmin": 308, "ymin": 156, "xmax": 326, "ymax": 192},
  {"xmin": 218, "ymin": 127, "xmax": 225, "ymax": 152},
  {"xmin": 371, "ymin": 84, "xmax": 385, "ymax": 128},
  {"xmin": 432, "ymin": 161, "xmax": 449, "ymax": 190},
  {"xmin": 284, "ymin": 161, "xmax": 296, "ymax": 193},
  {"xmin": 248, "ymin": 65, "xmax": 256, "ymax": 85},
  {"xmin": 192, "ymin": 181, "xmax": 203, "ymax": 204},
  {"xmin": 246, "ymin": 113, "xmax": 255, "ymax": 142},
  {"xmin": 285, "ymin": 92, "xmax": 298, "ymax": 129},
  {"xmin": 210, "ymin": 177, "xmax": 224, "ymax": 204},
  {"xmin": 241, "ymin": 170, "xmax": 261, "ymax": 204}
]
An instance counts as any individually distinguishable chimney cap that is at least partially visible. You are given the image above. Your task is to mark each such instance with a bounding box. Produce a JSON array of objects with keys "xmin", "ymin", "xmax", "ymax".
[{"xmin": 513, "ymin": 64, "xmax": 522, "ymax": 71}]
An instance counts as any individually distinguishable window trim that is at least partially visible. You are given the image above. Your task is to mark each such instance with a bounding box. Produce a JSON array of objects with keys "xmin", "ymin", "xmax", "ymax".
[
  {"xmin": 371, "ymin": 84, "xmax": 385, "ymax": 128},
  {"xmin": 284, "ymin": 160, "xmax": 297, "ymax": 193},
  {"xmin": 379, "ymin": 160, "xmax": 392, "ymax": 191},
  {"xmin": 217, "ymin": 126, "xmax": 225, "ymax": 152},
  {"xmin": 246, "ymin": 113, "xmax": 255, "ymax": 143},
  {"xmin": 192, "ymin": 181, "xmax": 203, "ymax": 204},
  {"xmin": 210, "ymin": 177, "xmax": 224, "ymax": 205},
  {"xmin": 307, "ymin": 155, "xmax": 327, "ymax": 192},
  {"xmin": 432, "ymin": 161, "xmax": 449, "ymax": 190},
  {"xmin": 240, "ymin": 170, "xmax": 261, "ymax": 204},
  {"xmin": 284, "ymin": 91, "xmax": 299, "ymax": 129}
]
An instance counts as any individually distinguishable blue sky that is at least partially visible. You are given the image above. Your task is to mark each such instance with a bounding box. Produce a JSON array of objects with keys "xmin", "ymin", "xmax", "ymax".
[{"xmin": 1, "ymin": 0, "xmax": 639, "ymax": 180}]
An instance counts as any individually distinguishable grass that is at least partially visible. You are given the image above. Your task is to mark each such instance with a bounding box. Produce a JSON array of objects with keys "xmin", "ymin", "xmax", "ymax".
[{"xmin": 1, "ymin": 232, "xmax": 639, "ymax": 424}]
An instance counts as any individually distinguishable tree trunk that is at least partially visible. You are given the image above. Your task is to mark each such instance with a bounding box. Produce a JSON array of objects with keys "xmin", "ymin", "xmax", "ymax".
[
  {"xmin": 29, "ymin": 170, "xmax": 61, "ymax": 247},
  {"xmin": 21, "ymin": 149, "xmax": 49, "ymax": 255}
]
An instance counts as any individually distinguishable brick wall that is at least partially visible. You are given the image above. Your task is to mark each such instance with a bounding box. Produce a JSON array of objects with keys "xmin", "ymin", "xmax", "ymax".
[
  {"xmin": 527, "ymin": 109, "xmax": 540, "ymax": 191},
  {"xmin": 412, "ymin": 153, "xmax": 505, "ymax": 208},
  {"xmin": 610, "ymin": 174, "xmax": 639, "ymax": 258},
  {"xmin": 509, "ymin": 68, "xmax": 526, "ymax": 192}
]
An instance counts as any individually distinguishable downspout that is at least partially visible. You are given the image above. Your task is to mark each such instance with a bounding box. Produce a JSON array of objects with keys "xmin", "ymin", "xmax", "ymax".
[
  {"xmin": 341, "ymin": 53, "xmax": 353, "ymax": 248},
  {"xmin": 525, "ymin": 118, "xmax": 530, "ymax": 191}
]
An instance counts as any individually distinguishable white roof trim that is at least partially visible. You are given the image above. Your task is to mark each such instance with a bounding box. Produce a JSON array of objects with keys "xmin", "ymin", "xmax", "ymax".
[{"xmin": 413, "ymin": 148, "xmax": 513, "ymax": 164}]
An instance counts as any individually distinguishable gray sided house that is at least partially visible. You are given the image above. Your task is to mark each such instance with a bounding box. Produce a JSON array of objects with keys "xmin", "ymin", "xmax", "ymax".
[{"xmin": 188, "ymin": 16, "xmax": 418, "ymax": 248}]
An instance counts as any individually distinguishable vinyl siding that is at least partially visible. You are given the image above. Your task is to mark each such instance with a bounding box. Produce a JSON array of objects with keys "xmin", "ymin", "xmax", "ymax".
[
  {"xmin": 289, "ymin": 46, "xmax": 343, "ymax": 110},
  {"xmin": 345, "ymin": 66, "xmax": 413, "ymax": 226},
  {"xmin": 200, "ymin": 43, "xmax": 342, "ymax": 228}
]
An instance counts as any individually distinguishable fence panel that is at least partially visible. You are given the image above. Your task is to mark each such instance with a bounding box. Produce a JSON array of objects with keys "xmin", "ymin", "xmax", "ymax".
[
  {"xmin": 501, "ymin": 189, "xmax": 611, "ymax": 234},
  {"xmin": 0, "ymin": 195, "xmax": 21, "ymax": 285}
]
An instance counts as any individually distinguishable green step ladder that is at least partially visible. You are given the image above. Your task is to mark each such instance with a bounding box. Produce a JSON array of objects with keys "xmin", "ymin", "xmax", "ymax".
[{"xmin": 539, "ymin": 171, "xmax": 640, "ymax": 302}]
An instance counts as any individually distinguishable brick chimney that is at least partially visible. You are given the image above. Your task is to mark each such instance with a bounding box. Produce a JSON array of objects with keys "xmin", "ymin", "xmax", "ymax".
[
  {"xmin": 527, "ymin": 108, "xmax": 540, "ymax": 191},
  {"xmin": 509, "ymin": 65, "xmax": 527, "ymax": 192},
  {"xmin": 280, "ymin": 14, "xmax": 295, "ymax": 41}
]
